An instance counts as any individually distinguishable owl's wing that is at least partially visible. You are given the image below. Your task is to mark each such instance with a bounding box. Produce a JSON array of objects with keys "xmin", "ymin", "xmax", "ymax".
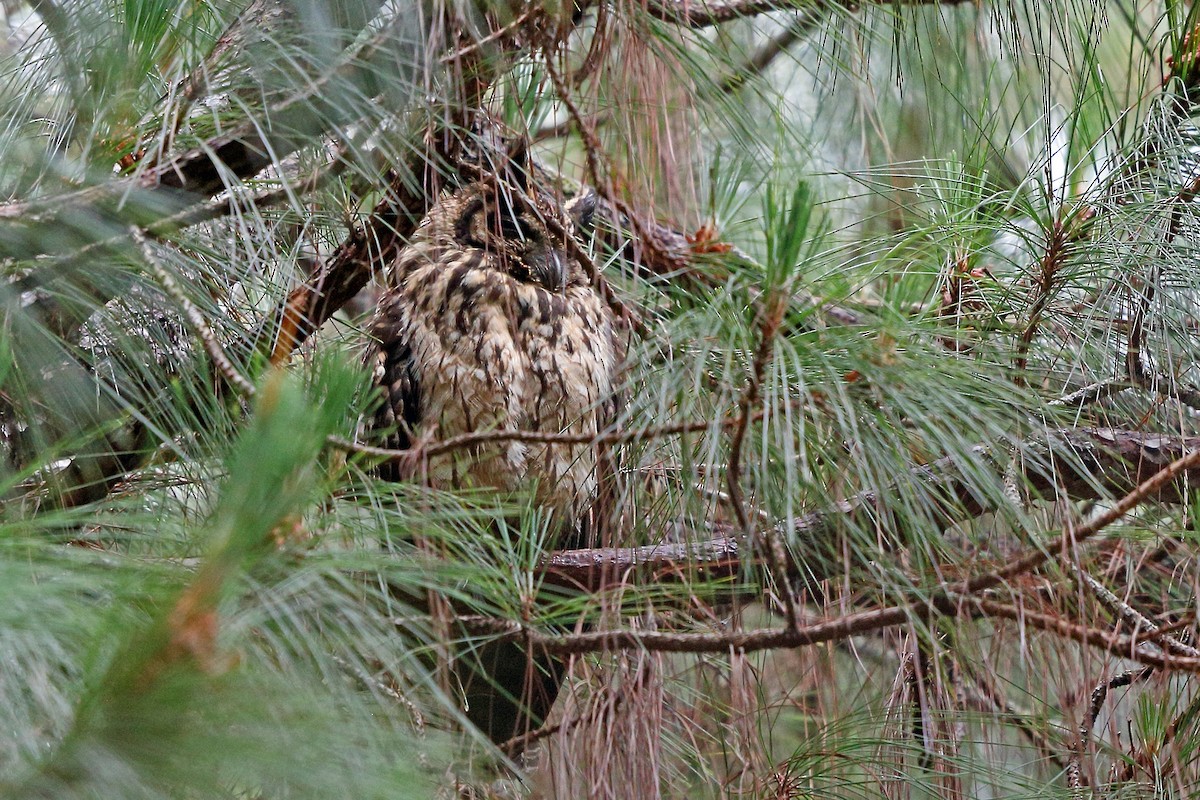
[{"xmin": 364, "ymin": 293, "xmax": 422, "ymax": 481}]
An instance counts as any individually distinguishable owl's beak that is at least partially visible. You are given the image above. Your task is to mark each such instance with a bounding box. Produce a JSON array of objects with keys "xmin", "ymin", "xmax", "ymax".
[{"xmin": 530, "ymin": 248, "xmax": 567, "ymax": 293}]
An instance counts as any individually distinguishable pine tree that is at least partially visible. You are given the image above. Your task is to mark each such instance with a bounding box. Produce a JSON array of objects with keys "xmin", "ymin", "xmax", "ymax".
[{"xmin": 4, "ymin": 1, "xmax": 1200, "ymax": 797}]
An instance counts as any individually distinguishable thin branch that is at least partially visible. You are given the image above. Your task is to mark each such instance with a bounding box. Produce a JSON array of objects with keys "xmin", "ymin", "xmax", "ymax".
[
  {"xmin": 573, "ymin": 0, "xmax": 610, "ymax": 88},
  {"xmin": 727, "ymin": 291, "xmax": 798, "ymax": 628},
  {"xmin": 1069, "ymin": 562, "xmax": 1200, "ymax": 659},
  {"xmin": 1124, "ymin": 168, "xmax": 1200, "ymax": 411},
  {"xmin": 969, "ymin": 437, "xmax": 1200, "ymax": 595},
  {"xmin": 266, "ymin": 146, "xmax": 463, "ymax": 364},
  {"xmin": 131, "ymin": 229, "xmax": 258, "ymax": 398},
  {"xmin": 1066, "ymin": 667, "xmax": 1155, "ymax": 792},
  {"xmin": 144, "ymin": 11, "xmax": 404, "ymax": 198},
  {"xmin": 942, "ymin": 600, "xmax": 1200, "ymax": 673},
  {"xmin": 440, "ymin": 6, "xmax": 541, "ymax": 62},
  {"xmin": 1049, "ymin": 379, "xmax": 1131, "ymax": 409},
  {"xmin": 719, "ymin": 9, "xmax": 825, "ymax": 94},
  {"xmin": 1014, "ymin": 214, "xmax": 1073, "ymax": 382},
  {"xmin": 639, "ymin": 0, "xmax": 973, "ymax": 30},
  {"xmin": 333, "ymin": 410, "xmax": 764, "ymax": 464},
  {"xmin": 1068, "ymin": 25, "xmax": 1200, "ymax": 418},
  {"xmin": 450, "ymin": 598, "xmax": 1200, "ymax": 668}
]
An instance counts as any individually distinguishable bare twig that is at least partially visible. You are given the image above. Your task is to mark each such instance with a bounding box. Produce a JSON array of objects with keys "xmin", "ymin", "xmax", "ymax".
[
  {"xmin": 441, "ymin": 6, "xmax": 542, "ymax": 61},
  {"xmin": 694, "ymin": 483, "xmax": 774, "ymax": 524},
  {"xmin": 132, "ymin": 229, "xmax": 257, "ymax": 398},
  {"xmin": 719, "ymin": 9, "xmax": 826, "ymax": 94},
  {"xmin": 334, "ymin": 410, "xmax": 765, "ymax": 466},
  {"xmin": 1066, "ymin": 667, "xmax": 1155, "ymax": 792},
  {"xmin": 639, "ymin": 0, "xmax": 973, "ymax": 30},
  {"xmin": 1050, "ymin": 379, "xmax": 1132, "ymax": 409},
  {"xmin": 1069, "ymin": 562, "xmax": 1200, "ymax": 659}
]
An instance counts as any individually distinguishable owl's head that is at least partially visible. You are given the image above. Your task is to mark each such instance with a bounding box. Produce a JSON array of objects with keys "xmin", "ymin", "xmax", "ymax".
[{"xmin": 430, "ymin": 145, "xmax": 587, "ymax": 293}]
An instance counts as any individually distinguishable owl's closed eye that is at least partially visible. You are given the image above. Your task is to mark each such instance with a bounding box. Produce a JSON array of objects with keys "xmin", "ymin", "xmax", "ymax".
[{"xmin": 451, "ymin": 189, "xmax": 570, "ymax": 293}]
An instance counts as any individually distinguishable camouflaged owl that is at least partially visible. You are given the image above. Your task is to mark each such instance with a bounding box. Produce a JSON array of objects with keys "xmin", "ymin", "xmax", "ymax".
[{"xmin": 363, "ymin": 150, "xmax": 616, "ymax": 544}]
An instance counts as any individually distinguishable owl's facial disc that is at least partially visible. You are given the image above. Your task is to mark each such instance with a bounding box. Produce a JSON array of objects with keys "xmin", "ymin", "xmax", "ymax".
[{"xmin": 454, "ymin": 190, "xmax": 570, "ymax": 292}]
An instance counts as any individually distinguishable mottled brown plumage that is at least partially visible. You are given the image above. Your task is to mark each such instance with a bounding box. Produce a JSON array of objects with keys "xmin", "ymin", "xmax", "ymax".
[{"xmin": 364, "ymin": 167, "xmax": 616, "ymax": 536}]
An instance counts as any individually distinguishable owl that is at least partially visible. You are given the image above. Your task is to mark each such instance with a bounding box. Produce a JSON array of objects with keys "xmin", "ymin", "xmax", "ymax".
[
  {"xmin": 363, "ymin": 150, "xmax": 617, "ymax": 742},
  {"xmin": 364, "ymin": 158, "xmax": 616, "ymax": 532}
]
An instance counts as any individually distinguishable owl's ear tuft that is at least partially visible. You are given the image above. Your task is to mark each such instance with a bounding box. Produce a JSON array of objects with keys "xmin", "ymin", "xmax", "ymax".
[
  {"xmin": 454, "ymin": 195, "xmax": 488, "ymax": 248},
  {"xmin": 565, "ymin": 188, "xmax": 598, "ymax": 229},
  {"xmin": 504, "ymin": 140, "xmax": 531, "ymax": 191}
]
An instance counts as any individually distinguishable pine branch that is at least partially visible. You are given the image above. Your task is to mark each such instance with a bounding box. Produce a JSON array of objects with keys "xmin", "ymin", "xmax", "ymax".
[
  {"xmin": 1066, "ymin": 667, "xmax": 1154, "ymax": 790},
  {"xmin": 454, "ymin": 599, "xmax": 1200, "ymax": 668},
  {"xmin": 539, "ymin": 427, "xmax": 1200, "ymax": 593},
  {"xmin": 639, "ymin": 0, "xmax": 975, "ymax": 30}
]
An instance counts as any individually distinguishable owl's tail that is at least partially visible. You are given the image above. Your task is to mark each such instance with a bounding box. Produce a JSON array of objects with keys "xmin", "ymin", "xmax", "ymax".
[{"xmin": 454, "ymin": 634, "xmax": 565, "ymax": 748}]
